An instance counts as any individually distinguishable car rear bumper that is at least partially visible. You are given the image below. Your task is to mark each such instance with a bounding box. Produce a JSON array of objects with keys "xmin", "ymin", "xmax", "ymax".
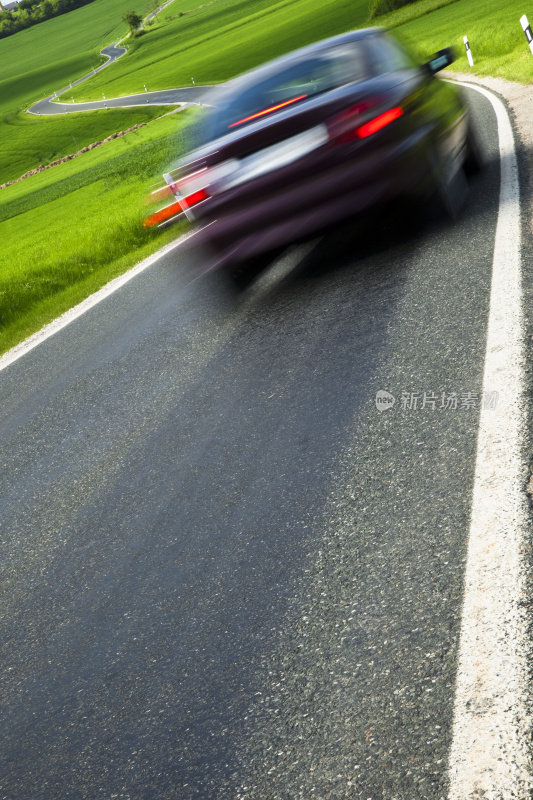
[{"xmin": 193, "ymin": 129, "xmax": 431, "ymax": 268}]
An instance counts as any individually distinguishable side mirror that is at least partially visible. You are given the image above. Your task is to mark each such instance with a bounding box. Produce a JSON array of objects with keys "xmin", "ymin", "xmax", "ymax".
[{"xmin": 425, "ymin": 47, "xmax": 456, "ymax": 74}]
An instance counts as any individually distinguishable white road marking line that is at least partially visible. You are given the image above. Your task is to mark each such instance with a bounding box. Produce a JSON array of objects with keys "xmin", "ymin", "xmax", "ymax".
[
  {"xmin": 448, "ymin": 82, "xmax": 532, "ymax": 798},
  {"xmin": 0, "ymin": 230, "xmax": 197, "ymax": 375}
]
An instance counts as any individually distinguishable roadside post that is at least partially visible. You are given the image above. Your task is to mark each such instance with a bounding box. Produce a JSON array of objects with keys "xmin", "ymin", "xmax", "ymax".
[
  {"xmin": 520, "ymin": 14, "xmax": 533, "ymax": 55},
  {"xmin": 463, "ymin": 35, "xmax": 474, "ymax": 67}
]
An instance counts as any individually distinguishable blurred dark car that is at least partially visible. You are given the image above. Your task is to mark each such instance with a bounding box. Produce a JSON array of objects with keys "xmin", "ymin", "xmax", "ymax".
[{"xmin": 145, "ymin": 28, "xmax": 482, "ymax": 275}]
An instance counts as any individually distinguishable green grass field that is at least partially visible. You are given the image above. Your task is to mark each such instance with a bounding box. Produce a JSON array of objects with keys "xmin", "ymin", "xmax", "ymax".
[
  {"xmin": 70, "ymin": 0, "xmax": 371, "ymax": 101},
  {"xmin": 0, "ymin": 0, "xmax": 166, "ymax": 183},
  {"xmin": 67, "ymin": 0, "xmax": 533, "ymax": 103},
  {"xmin": 1, "ymin": 0, "xmax": 532, "ymax": 357},
  {"xmin": 1, "ymin": 105, "xmax": 164, "ymax": 186},
  {"xmin": 0, "ymin": 110, "xmax": 192, "ymax": 354},
  {"xmin": 386, "ymin": 0, "xmax": 533, "ymax": 83}
]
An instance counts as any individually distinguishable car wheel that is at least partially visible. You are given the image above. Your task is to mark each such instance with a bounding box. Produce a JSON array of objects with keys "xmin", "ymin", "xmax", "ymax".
[
  {"xmin": 429, "ymin": 147, "xmax": 469, "ymax": 221},
  {"xmin": 224, "ymin": 248, "xmax": 284, "ymax": 291},
  {"xmin": 463, "ymin": 123, "xmax": 485, "ymax": 176}
]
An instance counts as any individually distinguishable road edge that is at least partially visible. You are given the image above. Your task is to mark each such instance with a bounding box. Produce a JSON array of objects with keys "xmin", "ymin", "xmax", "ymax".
[
  {"xmin": 447, "ymin": 81, "xmax": 532, "ymax": 799},
  {"xmin": 0, "ymin": 230, "xmax": 196, "ymax": 374}
]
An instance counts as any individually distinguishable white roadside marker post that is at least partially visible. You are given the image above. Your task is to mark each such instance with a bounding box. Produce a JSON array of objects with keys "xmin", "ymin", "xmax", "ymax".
[
  {"xmin": 520, "ymin": 14, "xmax": 533, "ymax": 54},
  {"xmin": 463, "ymin": 35, "xmax": 474, "ymax": 67}
]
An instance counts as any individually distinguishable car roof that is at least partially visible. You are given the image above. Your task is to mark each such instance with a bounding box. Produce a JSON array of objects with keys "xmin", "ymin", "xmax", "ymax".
[
  {"xmin": 182, "ymin": 28, "xmax": 387, "ymax": 162},
  {"xmin": 222, "ymin": 28, "xmax": 384, "ymax": 93}
]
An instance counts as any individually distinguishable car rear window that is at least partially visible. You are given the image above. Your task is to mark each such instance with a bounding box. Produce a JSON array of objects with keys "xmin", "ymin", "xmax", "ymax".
[
  {"xmin": 202, "ymin": 43, "xmax": 369, "ymax": 142},
  {"xmin": 366, "ymin": 34, "xmax": 418, "ymax": 74}
]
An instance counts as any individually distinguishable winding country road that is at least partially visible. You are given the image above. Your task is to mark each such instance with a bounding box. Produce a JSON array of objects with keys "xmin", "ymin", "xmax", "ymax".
[{"xmin": 28, "ymin": 34, "xmax": 210, "ymax": 116}]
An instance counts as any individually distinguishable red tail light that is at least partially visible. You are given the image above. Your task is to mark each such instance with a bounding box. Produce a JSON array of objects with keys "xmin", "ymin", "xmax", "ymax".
[
  {"xmin": 144, "ymin": 202, "xmax": 183, "ymax": 228},
  {"xmin": 356, "ymin": 106, "xmax": 403, "ymax": 138},
  {"xmin": 327, "ymin": 102, "xmax": 375, "ymax": 144},
  {"xmin": 180, "ymin": 187, "xmax": 209, "ymax": 208},
  {"xmin": 328, "ymin": 103, "xmax": 403, "ymax": 144},
  {"xmin": 143, "ymin": 187, "xmax": 209, "ymax": 228}
]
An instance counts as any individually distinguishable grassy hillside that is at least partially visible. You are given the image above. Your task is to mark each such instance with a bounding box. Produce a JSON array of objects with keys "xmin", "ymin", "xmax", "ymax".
[
  {"xmin": 0, "ymin": 0, "xmax": 165, "ymax": 183},
  {"xmin": 0, "ymin": 0, "xmax": 147, "ymax": 90},
  {"xmin": 380, "ymin": 0, "xmax": 533, "ymax": 82},
  {"xmin": 0, "ymin": 110, "xmax": 192, "ymax": 354},
  {"xmin": 67, "ymin": 0, "xmax": 533, "ymax": 104},
  {"xmin": 0, "ymin": 105, "xmax": 164, "ymax": 185},
  {"xmin": 70, "ymin": 0, "xmax": 370, "ymax": 100}
]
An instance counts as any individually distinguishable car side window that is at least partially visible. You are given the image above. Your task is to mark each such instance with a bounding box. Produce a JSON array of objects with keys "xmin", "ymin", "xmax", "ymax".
[
  {"xmin": 329, "ymin": 43, "xmax": 370, "ymax": 85},
  {"xmin": 367, "ymin": 35, "xmax": 417, "ymax": 75}
]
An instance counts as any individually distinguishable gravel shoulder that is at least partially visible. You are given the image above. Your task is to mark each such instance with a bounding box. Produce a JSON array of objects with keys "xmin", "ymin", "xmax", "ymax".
[{"xmin": 448, "ymin": 70, "xmax": 533, "ymax": 141}]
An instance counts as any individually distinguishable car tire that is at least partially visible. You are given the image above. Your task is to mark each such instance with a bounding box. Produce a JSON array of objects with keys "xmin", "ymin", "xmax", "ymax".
[
  {"xmin": 224, "ymin": 248, "xmax": 284, "ymax": 291},
  {"xmin": 429, "ymin": 147, "xmax": 469, "ymax": 221},
  {"xmin": 463, "ymin": 122, "xmax": 484, "ymax": 176}
]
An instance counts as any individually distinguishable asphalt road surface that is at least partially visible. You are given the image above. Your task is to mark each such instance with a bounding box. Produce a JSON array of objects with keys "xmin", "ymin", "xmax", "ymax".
[
  {"xmin": 1, "ymin": 87, "xmax": 530, "ymax": 799},
  {"xmin": 29, "ymin": 85, "xmax": 210, "ymax": 115}
]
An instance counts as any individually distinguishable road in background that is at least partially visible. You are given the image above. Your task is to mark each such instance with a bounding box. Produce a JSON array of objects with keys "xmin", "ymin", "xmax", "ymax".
[
  {"xmin": 28, "ymin": 26, "xmax": 210, "ymax": 116},
  {"xmin": 0, "ymin": 88, "xmax": 527, "ymax": 799},
  {"xmin": 30, "ymin": 85, "xmax": 210, "ymax": 115}
]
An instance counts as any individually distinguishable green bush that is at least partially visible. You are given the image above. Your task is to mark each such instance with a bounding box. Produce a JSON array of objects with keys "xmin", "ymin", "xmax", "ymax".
[{"xmin": 368, "ymin": 0, "xmax": 418, "ymax": 19}]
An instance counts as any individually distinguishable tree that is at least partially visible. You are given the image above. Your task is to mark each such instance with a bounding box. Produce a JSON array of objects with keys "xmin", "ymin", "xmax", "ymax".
[
  {"xmin": 51, "ymin": 0, "xmax": 68, "ymax": 14},
  {"xmin": 122, "ymin": 9, "xmax": 142, "ymax": 35},
  {"xmin": 0, "ymin": 15, "xmax": 17, "ymax": 37},
  {"xmin": 18, "ymin": 7, "xmax": 36, "ymax": 25}
]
